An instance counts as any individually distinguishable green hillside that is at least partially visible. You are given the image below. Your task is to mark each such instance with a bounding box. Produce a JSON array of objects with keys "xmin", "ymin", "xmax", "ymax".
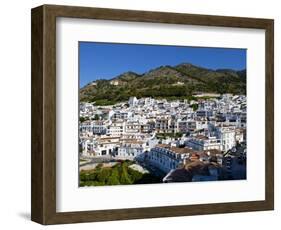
[{"xmin": 80, "ymin": 63, "xmax": 246, "ymax": 105}]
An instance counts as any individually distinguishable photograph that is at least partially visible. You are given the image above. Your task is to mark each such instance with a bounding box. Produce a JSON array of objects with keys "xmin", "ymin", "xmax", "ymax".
[
  {"xmin": 29, "ymin": 4, "xmax": 274, "ymax": 224},
  {"xmin": 78, "ymin": 42, "xmax": 247, "ymax": 187}
]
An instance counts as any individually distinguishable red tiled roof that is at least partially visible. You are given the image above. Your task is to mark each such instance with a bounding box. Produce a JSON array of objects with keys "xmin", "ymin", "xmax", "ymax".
[
  {"xmin": 156, "ymin": 144, "xmax": 170, "ymax": 148},
  {"xmin": 170, "ymin": 147, "xmax": 196, "ymax": 154}
]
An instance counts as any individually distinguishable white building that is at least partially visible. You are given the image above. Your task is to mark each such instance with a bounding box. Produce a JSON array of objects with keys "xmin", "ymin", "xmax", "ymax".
[
  {"xmin": 195, "ymin": 119, "xmax": 208, "ymax": 130},
  {"xmin": 215, "ymin": 125, "xmax": 236, "ymax": 151},
  {"xmin": 110, "ymin": 80, "xmax": 119, "ymax": 86},
  {"xmin": 106, "ymin": 121, "xmax": 125, "ymax": 136},
  {"xmin": 112, "ymin": 110, "xmax": 132, "ymax": 120},
  {"xmin": 125, "ymin": 122, "xmax": 142, "ymax": 134},
  {"xmin": 128, "ymin": 97, "xmax": 138, "ymax": 107},
  {"xmin": 186, "ymin": 135, "xmax": 222, "ymax": 151},
  {"xmin": 80, "ymin": 138, "xmax": 95, "ymax": 156},
  {"xmin": 196, "ymin": 110, "xmax": 213, "ymax": 118},
  {"xmin": 80, "ymin": 120, "xmax": 94, "ymax": 135},
  {"xmin": 147, "ymin": 144, "xmax": 197, "ymax": 173},
  {"xmin": 155, "ymin": 117, "xmax": 172, "ymax": 133},
  {"xmin": 93, "ymin": 136, "xmax": 121, "ymax": 156},
  {"xmin": 117, "ymin": 140, "xmax": 148, "ymax": 158},
  {"xmin": 92, "ymin": 121, "xmax": 107, "ymax": 135},
  {"xmin": 175, "ymin": 120, "xmax": 189, "ymax": 133},
  {"xmin": 79, "ymin": 95, "xmax": 247, "ymax": 165},
  {"xmin": 80, "ymin": 102, "xmax": 94, "ymax": 113}
]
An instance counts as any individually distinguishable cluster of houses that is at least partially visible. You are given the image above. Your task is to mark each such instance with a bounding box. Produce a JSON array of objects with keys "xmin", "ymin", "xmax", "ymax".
[{"xmin": 80, "ymin": 94, "xmax": 247, "ymax": 181}]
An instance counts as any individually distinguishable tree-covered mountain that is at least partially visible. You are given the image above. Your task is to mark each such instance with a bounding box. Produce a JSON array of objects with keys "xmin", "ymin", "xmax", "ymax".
[{"xmin": 80, "ymin": 63, "xmax": 246, "ymax": 105}]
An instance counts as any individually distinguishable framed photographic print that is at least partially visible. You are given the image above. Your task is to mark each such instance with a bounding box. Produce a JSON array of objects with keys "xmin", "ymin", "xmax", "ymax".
[{"xmin": 31, "ymin": 4, "xmax": 274, "ymax": 225}]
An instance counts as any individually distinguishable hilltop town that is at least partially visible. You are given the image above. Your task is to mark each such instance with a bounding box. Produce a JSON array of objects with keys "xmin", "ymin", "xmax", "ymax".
[{"xmin": 79, "ymin": 93, "xmax": 247, "ymax": 185}]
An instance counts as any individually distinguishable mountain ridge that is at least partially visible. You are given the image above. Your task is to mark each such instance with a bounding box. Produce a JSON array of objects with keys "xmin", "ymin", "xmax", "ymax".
[{"xmin": 80, "ymin": 62, "xmax": 246, "ymax": 105}]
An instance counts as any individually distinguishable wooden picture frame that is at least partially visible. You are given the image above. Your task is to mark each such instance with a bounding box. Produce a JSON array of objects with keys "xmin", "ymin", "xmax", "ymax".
[{"xmin": 31, "ymin": 4, "xmax": 274, "ymax": 225}]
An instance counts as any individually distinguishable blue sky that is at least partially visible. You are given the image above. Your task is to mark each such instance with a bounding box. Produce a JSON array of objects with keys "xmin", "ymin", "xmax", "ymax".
[{"xmin": 79, "ymin": 42, "xmax": 246, "ymax": 87}]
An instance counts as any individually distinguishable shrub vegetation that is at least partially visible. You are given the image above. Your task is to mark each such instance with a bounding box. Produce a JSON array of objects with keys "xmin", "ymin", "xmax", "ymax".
[{"xmin": 80, "ymin": 161, "xmax": 161, "ymax": 186}]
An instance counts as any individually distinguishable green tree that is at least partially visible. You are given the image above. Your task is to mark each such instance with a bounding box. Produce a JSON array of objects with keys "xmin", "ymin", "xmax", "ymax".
[
  {"xmin": 107, "ymin": 167, "xmax": 120, "ymax": 185},
  {"xmin": 191, "ymin": 103, "xmax": 199, "ymax": 111},
  {"xmin": 96, "ymin": 168, "xmax": 111, "ymax": 183},
  {"xmin": 93, "ymin": 114, "xmax": 100, "ymax": 120},
  {"xmin": 80, "ymin": 117, "xmax": 89, "ymax": 122},
  {"xmin": 119, "ymin": 163, "xmax": 132, "ymax": 184},
  {"xmin": 128, "ymin": 168, "xmax": 143, "ymax": 182}
]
